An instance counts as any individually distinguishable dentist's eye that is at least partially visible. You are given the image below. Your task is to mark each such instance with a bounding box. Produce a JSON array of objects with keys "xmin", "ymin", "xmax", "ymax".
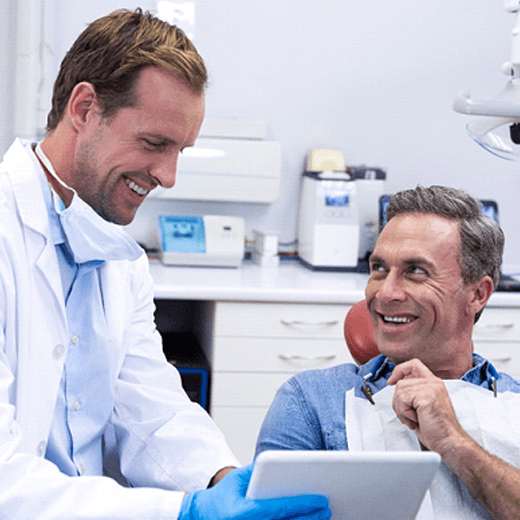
[{"xmin": 143, "ymin": 139, "xmax": 167, "ymax": 151}]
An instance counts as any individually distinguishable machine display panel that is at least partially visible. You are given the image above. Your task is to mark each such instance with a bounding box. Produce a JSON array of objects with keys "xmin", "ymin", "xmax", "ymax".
[
  {"xmin": 159, "ymin": 215, "xmax": 206, "ymax": 253},
  {"xmin": 325, "ymin": 193, "xmax": 350, "ymax": 206}
]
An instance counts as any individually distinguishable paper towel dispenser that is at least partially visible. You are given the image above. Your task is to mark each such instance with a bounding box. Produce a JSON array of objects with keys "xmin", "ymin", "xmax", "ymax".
[{"xmin": 148, "ymin": 119, "xmax": 282, "ymax": 203}]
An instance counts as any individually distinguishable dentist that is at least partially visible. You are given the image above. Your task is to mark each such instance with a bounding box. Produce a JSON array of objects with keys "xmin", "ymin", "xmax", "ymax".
[{"xmin": 0, "ymin": 8, "xmax": 329, "ymax": 520}]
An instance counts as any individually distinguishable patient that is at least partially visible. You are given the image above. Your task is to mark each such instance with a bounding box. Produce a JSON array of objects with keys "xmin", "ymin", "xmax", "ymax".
[{"xmin": 256, "ymin": 185, "xmax": 520, "ymax": 520}]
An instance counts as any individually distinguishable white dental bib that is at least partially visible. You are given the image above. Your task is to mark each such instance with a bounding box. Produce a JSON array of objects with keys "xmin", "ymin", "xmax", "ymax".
[{"xmin": 345, "ymin": 380, "xmax": 520, "ymax": 520}]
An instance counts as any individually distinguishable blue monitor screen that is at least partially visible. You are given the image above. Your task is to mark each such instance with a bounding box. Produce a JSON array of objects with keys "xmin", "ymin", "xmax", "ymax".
[
  {"xmin": 480, "ymin": 201, "xmax": 499, "ymax": 222},
  {"xmin": 379, "ymin": 196, "xmax": 499, "ymax": 230},
  {"xmin": 160, "ymin": 215, "xmax": 206, "ymax": 253},
  {"xmin": 325, "ymin": 194, "xmax": 349, "ymax": 207}
]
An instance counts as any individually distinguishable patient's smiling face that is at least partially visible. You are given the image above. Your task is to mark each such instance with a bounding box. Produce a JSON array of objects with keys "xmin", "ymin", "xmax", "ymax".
[{"xmin": 365, "ymin": 212, "xmax": 476, "ymax": 377}]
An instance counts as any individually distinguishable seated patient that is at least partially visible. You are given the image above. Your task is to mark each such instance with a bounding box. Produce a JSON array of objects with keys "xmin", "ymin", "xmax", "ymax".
[{"xmin": 256, "ymin": 185, "xmax": 520, "ymax": 520}]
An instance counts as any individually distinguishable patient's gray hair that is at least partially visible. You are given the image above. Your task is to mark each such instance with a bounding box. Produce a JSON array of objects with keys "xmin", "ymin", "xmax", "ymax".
[{"xmin": 386, "ymin": 185, "xmax": 504, "ymax": 322}]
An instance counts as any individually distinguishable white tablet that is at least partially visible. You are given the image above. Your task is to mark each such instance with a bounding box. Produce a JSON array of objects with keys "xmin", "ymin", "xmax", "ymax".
[{"xmin": 247, "ymin": 450, "xmax": 441, "ymax": 520}]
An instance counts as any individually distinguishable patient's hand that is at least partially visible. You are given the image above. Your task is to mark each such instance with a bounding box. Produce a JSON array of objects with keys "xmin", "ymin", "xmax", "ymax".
[{"xmin": 387, "ymin": 359, "xmax": 468, "ymax": 460}]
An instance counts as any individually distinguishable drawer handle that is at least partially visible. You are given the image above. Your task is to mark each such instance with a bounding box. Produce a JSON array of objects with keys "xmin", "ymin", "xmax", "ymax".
[
  {"xmin": 279, "ymin": 354, "xmax": 337, "ymax": 362},
  {"xmin": 280, "ymin": 320, "xmax": 339, "ymax": 328},
  {"xmin": 475, "ymin": 323, "xmax": 514, "ymax": 332},
  {"xmin": 489, "ymin": 356, "xmax": 512, "ymax": 363}
]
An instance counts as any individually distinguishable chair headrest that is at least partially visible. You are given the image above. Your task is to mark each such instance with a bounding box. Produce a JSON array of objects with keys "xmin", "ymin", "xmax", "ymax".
[{"xmin": 344, "ymin": 300, "xmax": 380, "ymax": 365}]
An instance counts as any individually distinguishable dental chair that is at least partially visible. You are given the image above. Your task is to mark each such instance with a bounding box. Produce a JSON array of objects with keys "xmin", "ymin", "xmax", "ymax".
[{"xmin": 343, "ymin": 300, "xmax": 380, "ymax": 365}]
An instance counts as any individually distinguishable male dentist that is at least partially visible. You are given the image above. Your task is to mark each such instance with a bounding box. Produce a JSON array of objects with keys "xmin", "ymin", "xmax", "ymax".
[{"xmin": 0, "ymin": 8, "xmax": 330, "ymax": 520}]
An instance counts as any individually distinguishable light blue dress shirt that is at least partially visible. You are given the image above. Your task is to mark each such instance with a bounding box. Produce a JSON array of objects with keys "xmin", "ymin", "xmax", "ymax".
[
  {"xmin": 36, "ymin": 165, "xmax": 113, "ymax": 476},
  {"xmin": 255, "ymin": 353, "xmax": 520, "ymax": 457}
]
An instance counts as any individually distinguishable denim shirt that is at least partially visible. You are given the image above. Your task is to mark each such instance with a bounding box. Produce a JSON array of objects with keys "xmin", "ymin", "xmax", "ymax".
[{"xmin": 255, "ymin": 354, "xmax": 520, "ymax": 458}]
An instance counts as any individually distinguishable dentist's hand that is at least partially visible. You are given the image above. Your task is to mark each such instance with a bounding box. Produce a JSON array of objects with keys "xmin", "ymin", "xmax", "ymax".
[{"xmin": 178, "ymin": 464, "xmax": 331, "ymax": 520}]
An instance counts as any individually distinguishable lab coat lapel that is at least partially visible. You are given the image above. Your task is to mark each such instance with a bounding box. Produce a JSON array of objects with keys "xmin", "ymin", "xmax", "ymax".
[
  {"xmin": 4, "ymin": 139, "xmax": 65, "ymax": 309},
  {"xmin": 2, "ymin": 139, "xmax": 69, "ymax": 454}
]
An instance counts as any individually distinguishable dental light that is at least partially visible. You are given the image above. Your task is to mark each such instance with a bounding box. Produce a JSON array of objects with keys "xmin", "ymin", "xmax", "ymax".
[{"xmin": 453, "ymin": 0, "xmax": 520, "ymax": 160}]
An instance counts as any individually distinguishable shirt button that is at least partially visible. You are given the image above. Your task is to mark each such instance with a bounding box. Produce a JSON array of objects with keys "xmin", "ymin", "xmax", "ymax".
[
  {"xmin": 52, "ymin": 344, "xmax": 65, "ymax": 360},
  {"xmin": 36, "ymin": 440, "xmax": 46, "ymax": 457},
  {"xmin": 70, "ymin": 335, "xmax": 79, "ymax": 344},
  {"xmin": 72, "ymin": 400, "xmax": 81, "ymax": 411}
]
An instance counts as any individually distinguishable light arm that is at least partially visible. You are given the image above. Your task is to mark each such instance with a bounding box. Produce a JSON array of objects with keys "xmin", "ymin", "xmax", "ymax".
[{"xmin": 442, "ymin": 435, "xmax": 520, "ymax": 520}]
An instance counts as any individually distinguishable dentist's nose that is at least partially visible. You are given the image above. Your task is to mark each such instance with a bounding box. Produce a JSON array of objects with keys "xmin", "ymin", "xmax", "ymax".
[{"xmin": 151, "ymin": 151, "xmax": 179, "ymax": 189}]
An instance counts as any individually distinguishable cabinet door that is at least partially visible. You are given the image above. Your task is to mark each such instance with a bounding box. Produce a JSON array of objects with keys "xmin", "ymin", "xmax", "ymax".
[
  {"xmin": 473, "ymin": 308, "xmax": 520, "ymax": 342},
  {"xmin": 211, "ymin": 301, "xmax": 353, "ymax": 465},
  {"xmin": 211, "ymin": 407, "xmax": 269, "ymax": 465},
  {"xmin": 211, "ymin": 372, "xmax": 295, "ymax": 407},
  {"xmin": 474, "ymin": 342, "xmax": 520, "ymax": 379},
  {"xmin": 472, "ymin": 307, "xmax": 520, "ymax": 379}
]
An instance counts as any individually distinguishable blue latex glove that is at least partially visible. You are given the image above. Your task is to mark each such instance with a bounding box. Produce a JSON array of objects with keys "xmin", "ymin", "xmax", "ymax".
[{"xmin": 178, "ymin": 464, "xmax": 331, "ymax": 520}]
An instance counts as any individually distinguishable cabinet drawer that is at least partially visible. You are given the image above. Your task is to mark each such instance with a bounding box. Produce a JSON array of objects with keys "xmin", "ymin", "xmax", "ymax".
[
  {"xmin": 473, "ymin": 308, "xmax": 520, "ymax": 341},
  {"xmin": 474, "ymin": 342, "xmax": 520, "ymax": 379},
  {"xmin": 211, "ymin": 372, "xmax": 294, "ymax": 407},
  {"xmin": 214, "ymin": 301, "xmax": 350, "ymax": 339},
  {"xmin": 213, "ymin": 337, "xmax": 352, "ymax": 372}
]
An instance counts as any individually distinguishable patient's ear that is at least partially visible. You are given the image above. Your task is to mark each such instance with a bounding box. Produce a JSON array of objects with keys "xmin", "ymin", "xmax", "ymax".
[{"xmin": 468, "ymin": 275, "xmax": 494, "ymax": 316}]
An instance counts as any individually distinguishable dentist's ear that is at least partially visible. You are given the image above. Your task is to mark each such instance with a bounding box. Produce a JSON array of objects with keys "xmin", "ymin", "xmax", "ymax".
[{"xmin": 66, "ymin": 82, "xmax": 100, "ymax": 131}]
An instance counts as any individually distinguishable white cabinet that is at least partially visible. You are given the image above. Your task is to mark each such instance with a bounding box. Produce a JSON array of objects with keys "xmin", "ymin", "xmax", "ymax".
[
  {"xmin": 209, "ymin": 301, "xmax": 353, "ymax": 465},
  {"xmin": 473, "ymin": 306, "xmax": 520, "ymax": 379},
  {"xmin": 208, "ymin": 302, "xmax": 520, "ymax": 465},
  {"xmin": 149, "ymin": 262, "xmax": 520, "ymax": 468}
]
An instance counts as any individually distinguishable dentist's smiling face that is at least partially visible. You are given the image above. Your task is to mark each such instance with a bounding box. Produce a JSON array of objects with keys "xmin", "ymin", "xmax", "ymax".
[
  {"xmin": 71, "ymin": 66, "xmax": 205, "ymax": 225},
  {"xmin": 365, "ymin": 212, "xmax": 477, "ymax": 376}
]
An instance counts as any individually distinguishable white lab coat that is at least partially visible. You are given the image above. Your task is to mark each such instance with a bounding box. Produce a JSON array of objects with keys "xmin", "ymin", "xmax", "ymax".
[{"xmin": 0, "ymin": 139, "xmax": 239, "ymax": 519}]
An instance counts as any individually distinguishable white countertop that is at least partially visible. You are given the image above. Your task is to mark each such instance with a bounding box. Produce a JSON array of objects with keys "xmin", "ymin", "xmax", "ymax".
[
  {"xmin": 151, "ymin": 258, "xmax": 368, "ymax": 304},
  {"xmin": 150, "ymin": 258, "xmax": 520, "ymax": 307}
]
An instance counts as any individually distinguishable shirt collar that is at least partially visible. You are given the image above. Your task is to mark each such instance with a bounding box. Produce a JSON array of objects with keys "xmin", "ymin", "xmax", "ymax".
[
  {"xmin": 358, "ymin": 355, "xmax": 396, "ymax": 380},
  {"xmin": 463, "ymin": 353, "xmax": 498, "ymax": 388},
  {"xmin": 361, "ymin": 352, "xmax": 496, "ymax": 388},
  {"xmin": 31, "ymin": 142, "xmax": 66, "ymax": 247}
]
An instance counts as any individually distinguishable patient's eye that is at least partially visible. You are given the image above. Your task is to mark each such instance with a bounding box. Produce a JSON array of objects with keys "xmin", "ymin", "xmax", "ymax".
[
  {"xmin": 407, "ymin": 265, "xmax": 428, "ymax": 279},
  {"xmin": 369, "ymin": 262, "xmax": 386, "ymax": 275}
]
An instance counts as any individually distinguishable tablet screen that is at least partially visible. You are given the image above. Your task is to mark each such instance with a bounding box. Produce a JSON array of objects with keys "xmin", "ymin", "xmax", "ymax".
[{"xmin": 247, "ymin": 450, "xmax": 440, "ymax": 520}]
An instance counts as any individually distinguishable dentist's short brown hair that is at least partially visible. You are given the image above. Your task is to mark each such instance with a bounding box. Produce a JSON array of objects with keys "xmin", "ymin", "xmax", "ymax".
[{"xmin": 47, "ymin": 8, "xmax": 207, "ymax": 131}]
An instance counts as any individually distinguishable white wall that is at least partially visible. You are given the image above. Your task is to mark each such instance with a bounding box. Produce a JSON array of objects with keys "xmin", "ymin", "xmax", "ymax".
[
  {"xmin": 0, "ymin": 1, "xmax": 16, "ymax": 154},
  {"xmin": 3, "ymin": 1, "xmax": 520, "ymax": 270}
]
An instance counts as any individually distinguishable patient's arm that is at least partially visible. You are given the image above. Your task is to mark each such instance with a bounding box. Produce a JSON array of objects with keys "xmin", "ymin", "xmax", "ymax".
[
  {"xmin": 389, "ymin": 359, "xmax": 520, "ymax": 520},
  {"xmin": 254, "ymin": 377, "xmax": 324, "ymax": 457},
  {"xmin": 446, "ymin": 434, "xmax": 520, "ymax": 520}
]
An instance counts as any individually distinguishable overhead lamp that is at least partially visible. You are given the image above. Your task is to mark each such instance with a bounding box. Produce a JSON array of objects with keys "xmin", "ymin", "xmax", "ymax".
[{"xmin": 453, "ymin": 0, "xmax": 520, "ymax": 160}]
